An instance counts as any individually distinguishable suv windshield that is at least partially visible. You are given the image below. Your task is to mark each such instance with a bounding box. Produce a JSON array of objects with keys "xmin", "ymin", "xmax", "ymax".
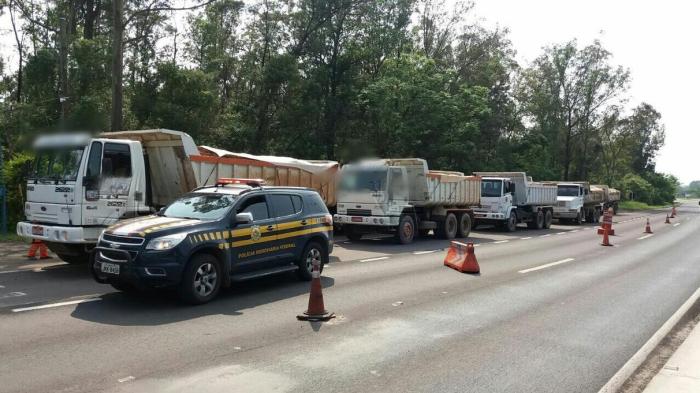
[
  {"xmin": 339, "ymin": 168, "xmax": 388, "ymax": 192},
  {"xmin": 32, "ymin": 147, "xmax": 85, "ymax": 182},
  {"xmin": 163, "ymin": 193, "xmax": 237, "ymax": 220},
  {"xmin": 481, "ymin": 180, "xmax": 502, "ymax": 198},
  {"xmin": 557, "ymin": 185, "xmax": 580, "ymax": 197}
]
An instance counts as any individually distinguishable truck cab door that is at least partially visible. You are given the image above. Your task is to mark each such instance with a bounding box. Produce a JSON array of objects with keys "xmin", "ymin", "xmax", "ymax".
[
  {"xmin": 388, "ymin": 168, "xmax": 409, "ymax": 211},
  {"xmin": 229, "ymin": 195, "xmax": 279, "ymax": 273},
  {"xmin": 82, "ymin": 141, "xmax": 136, "ymax": 228}
]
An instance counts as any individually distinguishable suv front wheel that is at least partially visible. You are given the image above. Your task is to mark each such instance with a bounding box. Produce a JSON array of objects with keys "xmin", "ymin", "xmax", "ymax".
[
  {"xmin": 178, "ymin": 254, "xmax": 222, "ymax": 305},
  {"xmin": 297, "ymin": 241, "xmax": 327, "ymax": 281}
]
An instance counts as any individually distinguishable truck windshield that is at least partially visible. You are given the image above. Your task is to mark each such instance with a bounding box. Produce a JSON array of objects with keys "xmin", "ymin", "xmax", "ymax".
[
  {"xmin": 163, "ymin": 193, "xmax": 237, "ymax": 221},
  {"xmin": 31, "ymin": 147, "xmax": 85, "ymax": 182},
  {"xmin": 339, "ymin": 169, "xmax": 388, "ymax": 192},
  {"xmin": 557, "ymin": 185, "xmax": 580, "ymax": 197},
  {"xmin": 481, "ymin": 180, "xmax": 502, "ymax": 197}
]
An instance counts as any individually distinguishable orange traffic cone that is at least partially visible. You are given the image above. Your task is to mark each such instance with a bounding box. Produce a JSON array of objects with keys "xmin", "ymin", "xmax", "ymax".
[
  {"xmin": 444, "ymin": 241, "xmax": 480, "ymax": 274},
  {"xmin": 27, "ymin": 239, "xmax": 50, "ymax": 259},
  {"xmin": 644, "ymin": 218, "xmax": 653, "ymax": 234},
  {"xmin": 601, "ymin": 226, "xmax": 612, "ymax": 246},
  {"xmin": 297, "ymin": 259, "xmax": 334, "ymax": 321},
  {"xmin": 665, "ymin": 214, "xmax": 671, "ymax": 224},
  {"xmin": 671, "ymin": 207, "xmax": 677, "ymax": 218}
]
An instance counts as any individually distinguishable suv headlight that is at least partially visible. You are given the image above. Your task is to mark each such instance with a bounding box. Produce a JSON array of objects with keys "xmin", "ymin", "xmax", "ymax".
[{"xmin": 146, "ymin": 232, "xmax": 188, "ymax": 250}]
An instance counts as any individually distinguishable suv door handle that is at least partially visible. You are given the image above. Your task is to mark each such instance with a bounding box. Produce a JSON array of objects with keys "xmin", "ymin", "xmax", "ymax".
[
  {"xmin": 266, "ymin": 225, "xmax": 275, "ymax": 231},
  {"xmin": 300, "ymin": 220, "xmax": 307, "ymax": 225}
]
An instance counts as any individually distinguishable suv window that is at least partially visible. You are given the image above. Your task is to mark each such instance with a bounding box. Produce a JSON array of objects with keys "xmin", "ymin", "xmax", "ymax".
[
  {"xmin": 304, "ymin": 193, "xmax": 329, "ymax": 214},
  {"xmin": 291, "ymin": 195, "xmax": 303, "ymax": 213},
  {"xmin": 237, "ymin": 195, "xmax": 269, "ymax": 221},
  {"xmin": 269, "ymin": 194, "xmax": 296, "ymax": 217}
]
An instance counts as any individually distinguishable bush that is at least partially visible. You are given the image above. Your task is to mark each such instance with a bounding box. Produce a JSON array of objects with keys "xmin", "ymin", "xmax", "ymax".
[{"xmin": 2, "ymin": 152, "xmax": 33, "ymax": 229}]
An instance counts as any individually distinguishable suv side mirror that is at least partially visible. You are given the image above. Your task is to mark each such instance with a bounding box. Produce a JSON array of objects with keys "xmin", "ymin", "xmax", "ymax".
[
  {"xmin": 235, "ymin": 212, "xmax": 254, "ymax": 225},
  {"xmin": 157, "ymin": 207, "xmax": 166, "ymax": 215}
]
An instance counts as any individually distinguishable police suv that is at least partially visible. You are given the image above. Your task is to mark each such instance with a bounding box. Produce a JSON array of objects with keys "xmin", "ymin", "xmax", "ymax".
[{"xmin": 91, "ymin": 178, "xmax": 333, "ymax": 304}]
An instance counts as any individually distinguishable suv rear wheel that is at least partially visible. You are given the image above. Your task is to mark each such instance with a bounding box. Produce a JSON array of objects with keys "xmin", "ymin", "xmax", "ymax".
[
  {"xmin": 297, "ymin": 241, "xmax": 327, "ymax": 281},
  {"xmin": 178, "ymin": 254, "xmax": 222, "ymax": 305}
]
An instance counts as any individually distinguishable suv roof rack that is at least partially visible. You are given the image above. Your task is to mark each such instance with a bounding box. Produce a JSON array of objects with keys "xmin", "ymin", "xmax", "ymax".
[{"xmin": 215, "ymin": 178, "xmax": 266, "ymax": 187}]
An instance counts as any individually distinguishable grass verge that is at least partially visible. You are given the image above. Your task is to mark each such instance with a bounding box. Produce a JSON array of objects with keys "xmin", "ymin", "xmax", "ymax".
[{"xmin": 619, "ymin": 200, "xmax": 669, "ymax": 211}]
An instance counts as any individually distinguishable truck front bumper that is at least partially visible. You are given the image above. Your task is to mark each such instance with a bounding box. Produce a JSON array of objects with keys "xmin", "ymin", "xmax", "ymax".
[
  {"xmin": 473, "ymin": 212, "xmax": 506, "ymax": 220},
  {"xmin": 17, "ymin": 222, "xmax": 103, "ymax": 244},
  {"xmin": 334, "ymin": 214, "xmax": 399, "ymax": 226},
  {"xmin": 552, "ymin": 209, "xmax": 579, "ymax": 219}
]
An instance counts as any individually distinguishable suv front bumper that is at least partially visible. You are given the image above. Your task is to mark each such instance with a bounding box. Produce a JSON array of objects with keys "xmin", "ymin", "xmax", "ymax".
[{"xmin": 91, "ymin": 247, "xmax": 184, "ymax": 289}]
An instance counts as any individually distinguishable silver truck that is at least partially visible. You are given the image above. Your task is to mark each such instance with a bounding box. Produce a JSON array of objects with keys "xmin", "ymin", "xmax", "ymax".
[
  {"xmin": 592, "ymin": 185, "xmax": 621, "ymax": 215},
  {"xmin": 472, "ymin": 172, "xmax": 557, "ymax": 232},
  {"xmin": 552, "ymin": 182, "xmax": 604, "ymax": 224},
  {"xmin": 334, "ymin": 158, "xmax": 481, "ymax": 244}
]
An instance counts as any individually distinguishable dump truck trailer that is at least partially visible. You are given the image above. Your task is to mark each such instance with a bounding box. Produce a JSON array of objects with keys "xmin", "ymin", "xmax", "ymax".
[
  {"xmin": 593, "ymin": 185, "xmax": 621, "ymax": 214},
  {"xmin": 17, "ymin": 129, "xmax": 339, "ymax": 263},
  {"xmin": 472, "ymin": 172, "xmax": 557, "ymax": 232},
  {"xmin": 334, "ymin": 158, "xmax": 481, "ymax": 244}
]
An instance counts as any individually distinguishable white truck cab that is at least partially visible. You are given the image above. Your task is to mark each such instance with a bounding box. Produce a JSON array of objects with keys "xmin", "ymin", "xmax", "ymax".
[
  {"xmin": 473, "ymin": 177, "xmax": 515, "ymax": 221},
  {"xmin": 553, "ymin": 183, "xmax": 585, "ymax": 220}
]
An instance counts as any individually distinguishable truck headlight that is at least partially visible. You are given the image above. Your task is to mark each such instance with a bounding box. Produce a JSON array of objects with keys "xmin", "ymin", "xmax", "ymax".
[{"xmin": 146, "ymin": 233, "xmax": 187, "ymax": 250}]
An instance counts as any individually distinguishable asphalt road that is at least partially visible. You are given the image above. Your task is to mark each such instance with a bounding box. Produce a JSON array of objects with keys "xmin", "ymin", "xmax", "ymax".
[{"xmin": 1, "ymin": 203, "xmax": 698, "ymax": 393}]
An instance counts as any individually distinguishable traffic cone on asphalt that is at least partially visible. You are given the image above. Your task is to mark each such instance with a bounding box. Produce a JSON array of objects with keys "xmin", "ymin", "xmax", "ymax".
[
  {"xmin": 27, "ymin": 239, "xmax": 50, "ymax": 259},
  {"xmin": 601, "ymin": 226, "xmax": 612, "ymax": 246},
  {"xmin": 297, "ymin": 259, "xmax": 334, "ymax": 322},
  {"xmin": 444, "ymin": 241, "xmax": 480, "ymax": 274},
  {"xmin": 665, "ymin": 214, "xmax": 671, "ymax": 224},
  {"xmin": 597, "ymin": 208, "xmax": 615, "ymax": 236},
  {"xmin": 671, "ymin": 207, "xmax": 677, "ymax": 218},
  {"xmin": 644, "ymin": 218, "xmax": 653, "ymax": 234}
]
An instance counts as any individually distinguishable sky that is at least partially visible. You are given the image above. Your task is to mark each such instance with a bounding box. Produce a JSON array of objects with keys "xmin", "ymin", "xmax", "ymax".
[{"xmin": 1, "ymin": 0, "xmax": 698, "ymax": 183}]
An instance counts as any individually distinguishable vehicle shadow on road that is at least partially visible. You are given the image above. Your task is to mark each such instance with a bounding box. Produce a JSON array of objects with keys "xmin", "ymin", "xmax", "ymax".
[{"xmin": 70, "ymin": 274, "xmax": 335, "ymax": 327}]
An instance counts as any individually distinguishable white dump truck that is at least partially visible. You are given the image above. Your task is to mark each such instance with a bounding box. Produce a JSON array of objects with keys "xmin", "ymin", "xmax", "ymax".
[
  {"xmin": 472, "ymin": 172, "xmax": 557, "ymax": 231},
  {"xmin": 334, "ymin": 158, "xmax": 481, "ymax": 244},
  {"xmin": 592, "ymin": 185, "xmax": 621, "ymax": 214},
  {"xmin": 552, "ymin": 181, "xmax": 604, "ymax": 224},
  {"xmin": 17, "ymin": 129, "xmax": 338, "ymax": 263}
]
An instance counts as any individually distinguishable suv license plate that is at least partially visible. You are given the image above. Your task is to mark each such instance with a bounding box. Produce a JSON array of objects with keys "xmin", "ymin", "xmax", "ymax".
[
  {"xmin": 100, "ymin": 262, "xmax": 120, "ymax": 275},
  {"xmin": 31, "ymin": 225, "xmax": 44, "ymax": 236}
]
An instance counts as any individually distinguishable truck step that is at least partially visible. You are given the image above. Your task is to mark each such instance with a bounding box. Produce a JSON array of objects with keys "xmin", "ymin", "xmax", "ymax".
[{"xmin": 230, "ymin": 264, "xmax": 299, "ymax": 281}]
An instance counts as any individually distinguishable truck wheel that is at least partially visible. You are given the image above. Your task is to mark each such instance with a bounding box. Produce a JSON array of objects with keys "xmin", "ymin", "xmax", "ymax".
[
  {"xmin": 504, "ymin": 211, "xmax": 517, "ymax": 232},
  {"xmin": 594, "ymin": 209, "xmax": 601, "ymax": 223},
  {"xmin": 544, "ymin": 210, "xmax": 553, "ymax": 229},
  {"xmin": 394, "ymin": 215, "xmax": 415, "ymax": 244},
  {"xmin": 178, "ymin": 254, "xmax": 222, "ymax": 305},
  {"xmin": 440, "ymin": 213, "xmax": 458, "ymax": 239},
  {"xmin": 576, "ymin": 210, "xmax": 583, "ymax": 225},
  {"xmin": 528, "ymin": 210, "xmax": 544, "ymax": 229},
  {"xmin": 457, "ymin": 214, "xmax": 472, "ymax": 238},
  {"xmin": 297, "ymin": 241, "xmax": 327, "ymax": 281},
  {"xmin": 613, "ymin": 204, "xmax": 619, "ymax": 215},
  {"xmin": 345, "ymin": 227, "xmax": 362, "ymax": 242}
]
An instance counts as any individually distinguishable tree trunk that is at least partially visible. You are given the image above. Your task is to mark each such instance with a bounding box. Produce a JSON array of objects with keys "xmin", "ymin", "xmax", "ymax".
[{"xmin": 111, "ymin": 0, "xmax": 124, "ymax": 131}]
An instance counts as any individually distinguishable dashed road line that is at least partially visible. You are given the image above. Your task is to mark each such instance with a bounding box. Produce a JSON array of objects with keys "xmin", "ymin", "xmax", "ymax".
[
  {"xmin": 360, "ymin": 256, "xmax": 389, "ymax": 263},
  {"xmin": 555, "ymin": 232, "xmax": 567, "ymax": 235},
  {"xmin": 493, "ymin": 240, "xmax": 509, "ymax": 244},
  {"xmin": 673, "ymin": 223, "xmax": 680, "ymax": 227},
  {"xmin": 540, "ymin": 234, "xmax": 551, "ymax": 237},
  {"xmin": 637, "ymin": 234, "xmax": 654, "ymax": 240},
  {"xmin": 520, "ymin": 237, "xmax": 532, "ymax": 240},
  {"xmin": 118, "ymin": 376, "xmax": 135, "ymax": 383},
  {"xmin": 0, "ymin": 292, "xmax": 26, "ymax": 299},
  {"xmin": 413, "ymin": 250, "xmax": 438, "ymax": 255},
  {"xmin": 518, "ymin": 258, "xmax": 575, "ymax": 274},
  {"xmin": 12, "ymin": 298, "xmax": 102, "ymax": 313}
]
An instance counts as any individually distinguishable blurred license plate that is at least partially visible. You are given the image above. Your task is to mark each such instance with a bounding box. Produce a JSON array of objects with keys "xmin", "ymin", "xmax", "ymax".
[
  {"xmin": 351, "ymin": 217, "xmax": 363, "ymax": 222},
  {"xmin": 100, "ymin": 263, "xmax": 120, "ymax": 275},
  {"xmin": 31, "ymin": 225, "xmax": 44, "ymax": 236}
]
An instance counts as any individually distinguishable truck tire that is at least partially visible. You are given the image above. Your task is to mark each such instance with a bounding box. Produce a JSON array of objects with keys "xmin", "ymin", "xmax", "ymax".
[
  {"xmin": 297, "ymin": 241, "xmax": 327, "ymax": 281},
  {"xmin": 457, "ymin": 213, "xmax": 472, "ymax": 238},
  {"xmin": 178, "ymin": 254, "xmax": 222, "ymax": 305},
  {"xmin": 345, "ymin": 226, "xmax": 362, "ymax": 241},
  {"xmin": 528, "ymin": 210, "xmax": 544, "ymax": 230},
  {"xmin": 439, "ymin": 213, "xmax": 458, "ymax": 239},
  {"xmin": 544, "ymin": 210, "xmax": 553, "ymax": 229},
  {"xmin": 504, "ymin": 211, "xmax": 517, "ymax": 232},
  {"xmin": 594, "ymin": 209, "xmax": 601, "ymax": 223},
  {"xmin": 575, "ymin": 210, "xmax": 583, "ymax": 225},
  {"xmin": 394, "ymin": 215, "xmax": 416, "ymax": 244}
]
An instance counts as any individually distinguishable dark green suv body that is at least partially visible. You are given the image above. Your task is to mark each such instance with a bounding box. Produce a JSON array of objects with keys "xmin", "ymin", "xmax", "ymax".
[{"xmin": 91, "ymin": 180, "xmax": 333, "ymax": 304}]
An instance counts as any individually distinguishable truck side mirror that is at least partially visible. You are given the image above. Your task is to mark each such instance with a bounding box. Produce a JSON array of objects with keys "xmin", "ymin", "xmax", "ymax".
[{"xmin": 235, "ymin": 212, "xmax": 254, "ymax": 225}]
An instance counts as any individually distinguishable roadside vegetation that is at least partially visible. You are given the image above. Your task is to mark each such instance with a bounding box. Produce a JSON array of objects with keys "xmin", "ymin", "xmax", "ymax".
[
  {"xmin": 619, "ymin": 201, "xmax": 670, "ymax": 211},
  {"xmin": 0, "ymin": 0, "xmax": 679, "ymax": 229}
]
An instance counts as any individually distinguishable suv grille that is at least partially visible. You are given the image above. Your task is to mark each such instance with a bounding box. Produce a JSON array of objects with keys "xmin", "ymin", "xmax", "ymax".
[
  {"xmin": 102, "ymin": 233, "xmax": 145, "ymax": 245},
  {"xmin": 347, "ymin": 208, "xmax": 372, "ymax": 216}
]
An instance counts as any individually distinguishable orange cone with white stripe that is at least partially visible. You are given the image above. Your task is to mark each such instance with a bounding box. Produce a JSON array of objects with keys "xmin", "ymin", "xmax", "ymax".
[
  {"xmin": 297, "ymin": 258, "xmax": 334, "ymax": 321},
  {"xmin": 671, "ymin": 207, "xmax": 677, "ymax": 218},
  {"xmin": 644, "ymin": 218, "xmax": 653, "ymax": 234},
  {"xmin": 444, "ymin": 241, "xmax": 480, "ymax": 274},
  {"xmin": 601, "ymin": 226, "xmax": 612, "ymax": 246}
]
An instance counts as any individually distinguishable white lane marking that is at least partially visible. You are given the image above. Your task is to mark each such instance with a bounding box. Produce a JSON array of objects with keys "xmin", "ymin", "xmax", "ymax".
[
  {"xmin": 540, "ymin": 234, "xmax": 551, "ymax": 237},
  {"xmin": 118, "ymin": 376, "xmax": 135, "ymax": 383},
  {"xmin": 520, "ymin": 237, "xmax": 532, "ymax": 240},
  {"xmin": 0, "ymin": 292, "xmax": 26, "ymax": 299},
  {"xmin": 597, "ymin": 287, "xmax": 700, "ymax": 393},
  {"xmin": 360, "ymin": 256, "xmax": 389, "ymax": 263},
  {"xmin": 673, "ymin": 223, "xmax": 680, "ymax": 227},
  {"xmin": 518, "ymin": 258, "xmax": 575, "ymax": 274},
  {"xmin": 637, "ymin": 234, "xmax": 654, "ymax": 240},
  {"xmin": 571, "ymin": 230, "xmax": 580, "ymax": 233},
  {"xmin": 12, "ymin": 298, "xmax": 102, "ymax": 313},
  {"xmin": 555, "ymin": 232, "xmax": 567, "ymax": 235},
  {"xmin": 0, "ymin": 285, "xmax": 4, "ymax": 288},
  {"xmin": 413, "ymin": 250, "xmax": 438, "ymax": 255},
  {"xmin": 473, "ymin": 244, "xmax": 481, "ymax": 247},
  {"xmin": 493, "ymin": 240, "xmax": 509, "ymax": 244}
]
